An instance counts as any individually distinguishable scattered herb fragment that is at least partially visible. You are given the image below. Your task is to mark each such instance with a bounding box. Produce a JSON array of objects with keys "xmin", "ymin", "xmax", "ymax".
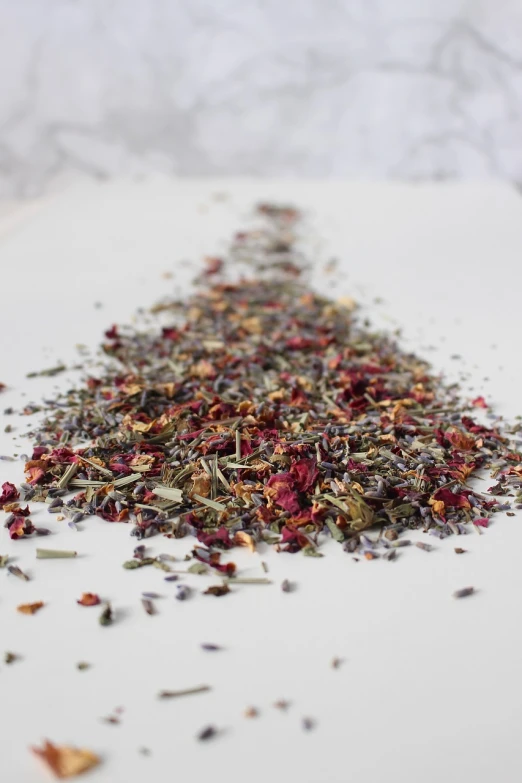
[
  {"xmin": 32, "ymin": 739, "xmax": 100, "ymax": 779},
  {"xmin": 17, "ymin": 602, "xmax": 44, "ymax": 615},
  {"xmin": 101, "ymin": 715, "xmax": 120, "ymax": 725},
  {"xmin": 99, "ymin": 603, "xmax": 113, "ymax": 626},
  {"xmin": 176, "ymin": 585, "xmax": 191, "ymax": 601},
  {"xmin": 8, "ymin": 564, "xmax": 30, "ymax": 581},
  {"xmin": 159, "ymin": 685, "xmax": 211, "ymax": 699},
  {"xmin": 77, "ymin": 593, "xmax": 101, "ymax": 607},
  {"xmin": 453, "ymin": 587, "xmax": 475, "ymax": 599},
  {"xmin": 204, "ymin": 583, "xmax": 230, "ymax": 597},
  {"xmin": 188, "ymin": 562, "xmax": 208, "ymax": 575},
  {"xmin": 197, "ymin": 725, "xmax": 217, "ymax": 742},
  {"xmin": 36, "ymin": 549, "xmax": 77, "ymax": 559},
  {"xmin": 142, "ymin": 598, "xmax": 156, "ymax": 615}
]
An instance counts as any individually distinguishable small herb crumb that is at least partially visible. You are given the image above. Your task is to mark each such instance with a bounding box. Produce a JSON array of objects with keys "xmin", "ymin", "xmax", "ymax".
[
  {"xmin": 453, "ymin": 587, "xmax": 475, "ymax": 599},
  {"xmin": 99, "ymin": 603, "xmax": 113, "ymax": 626},
  {"xmin": 17, "ymin": 601, "xmax": 44, "ymax": 615},
  {"xmin": 176, "ymin": 585, "xmax": 191, "ymax": 601},
  {"xmin": 197, "ymin": 725, "xmax": 217, "ymax": 742},
  {"xmin": 204, "ymin": 583, "xmax": 230, "ymax": 597}
]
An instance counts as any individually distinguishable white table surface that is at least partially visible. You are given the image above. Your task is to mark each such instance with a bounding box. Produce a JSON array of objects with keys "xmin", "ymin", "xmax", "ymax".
[{"xmin": 1, "ymin": 177, "xmax": 522, "ymax": 783}]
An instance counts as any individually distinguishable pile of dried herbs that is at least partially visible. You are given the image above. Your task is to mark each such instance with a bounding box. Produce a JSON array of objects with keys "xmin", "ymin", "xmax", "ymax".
[{"xmin": 4, "ymin": 204, "xmax": 522, "ymax": 560}]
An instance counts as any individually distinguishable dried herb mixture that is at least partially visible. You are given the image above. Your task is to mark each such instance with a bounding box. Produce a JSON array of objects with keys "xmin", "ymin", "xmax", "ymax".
[{"xmin": 6, "ymin": 205, "xmax": 522, "ymax": 559}]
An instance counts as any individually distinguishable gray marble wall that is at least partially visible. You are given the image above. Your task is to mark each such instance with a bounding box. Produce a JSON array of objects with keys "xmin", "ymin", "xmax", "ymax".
[{"xmin": 1, "ymin": 0, "xmax": 521, "ymax": 197}]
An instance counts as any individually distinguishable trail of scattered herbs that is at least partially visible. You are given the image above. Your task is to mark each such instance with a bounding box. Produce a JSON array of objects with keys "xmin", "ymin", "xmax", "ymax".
[{"xmin": 1, "ymin": 203, "xmax": 522, "ymax": 778}]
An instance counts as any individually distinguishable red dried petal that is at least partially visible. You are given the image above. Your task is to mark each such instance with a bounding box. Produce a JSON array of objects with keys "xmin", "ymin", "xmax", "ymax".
[
  {"xmin": 196, "ymin": 527, "xmax": 233, "ymax": 549},
  {"xmin": 433, "ymin": 488, "xmax": 471, "ymax": 509},
  {"xmin": 290, "ymin": 458, "xmax": 318, "ymax": 492},
  {"xmin": 0, "ymin": 481, "xmax": 19, "ymax": 508},
  {"xmin": 265, "ymin": 473, "xmax": 301, "ymax": 514}
]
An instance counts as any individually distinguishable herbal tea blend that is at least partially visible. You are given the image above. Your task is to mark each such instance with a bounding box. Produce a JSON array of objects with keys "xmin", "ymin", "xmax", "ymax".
[{"xmin": 4, "ymin": 203, "xmax": 521, "ymax": 562}]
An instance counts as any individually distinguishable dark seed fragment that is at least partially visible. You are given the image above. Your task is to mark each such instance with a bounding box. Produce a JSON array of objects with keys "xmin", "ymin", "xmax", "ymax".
[
  {"xmin": 197, "ymin": 725, "xmax": 217, "ymax": 742},
  {"xmin": 453, "ymin": 587, "xmax": 475, "ymax": 599}
]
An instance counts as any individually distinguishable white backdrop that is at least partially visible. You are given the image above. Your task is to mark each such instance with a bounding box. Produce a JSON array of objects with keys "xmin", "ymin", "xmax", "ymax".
[
  {"xmin": 1, "ymin": 0, "xmax": 522, "ymax": 197},
  {"xmin": 1, "ymin": 179, "xmax": 522, "ymax": 783}
]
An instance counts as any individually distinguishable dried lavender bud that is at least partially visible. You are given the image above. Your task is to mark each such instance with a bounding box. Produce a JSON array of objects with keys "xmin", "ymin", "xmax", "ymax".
[{"xmin": 176, "ymin": 585, "xmax": 191, "ymax": 601}]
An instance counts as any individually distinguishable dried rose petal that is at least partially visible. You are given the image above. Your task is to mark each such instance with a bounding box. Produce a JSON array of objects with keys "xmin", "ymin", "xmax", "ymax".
[
  {"xmin": 77, "ymin": 593, "xmax": 101, "ymax": 607},
  {"xmin": 0, "ymin": 481, "xmax": 19, "ymax": 508},
  {"xmin": 17, "ymin": 602, "xmax": 44, "ymax": 615},
  {"xmin": 32, "ymin": 739, "xmax": 100, "ymax": 778}
]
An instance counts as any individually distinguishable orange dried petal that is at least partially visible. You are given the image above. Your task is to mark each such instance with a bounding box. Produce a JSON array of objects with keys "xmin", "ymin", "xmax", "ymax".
[{"xmin": 32, "ymin": 740, "xmax": 100, "ymax": 779}]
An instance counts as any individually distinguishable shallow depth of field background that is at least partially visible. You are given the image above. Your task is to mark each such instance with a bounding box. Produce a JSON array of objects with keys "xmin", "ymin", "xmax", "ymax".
[{"xmin": 1, "ymin": 0, "xmax": 522, "ymax": 198}]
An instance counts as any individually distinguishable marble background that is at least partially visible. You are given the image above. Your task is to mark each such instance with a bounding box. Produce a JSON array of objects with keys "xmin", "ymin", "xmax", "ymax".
[{"xmin": 1, "ymin": 0, "xmax": 522, "ymax": 197}]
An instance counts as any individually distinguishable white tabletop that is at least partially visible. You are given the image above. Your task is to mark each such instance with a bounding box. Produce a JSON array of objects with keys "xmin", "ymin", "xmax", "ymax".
[{"xmin": 1, "ymin": 178, "xmax": 522, "ymax": 783}]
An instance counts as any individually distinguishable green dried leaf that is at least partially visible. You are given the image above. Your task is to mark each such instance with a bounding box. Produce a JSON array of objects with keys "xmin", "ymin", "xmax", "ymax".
[
  {"xmin": 388, "ymin": 503, "xmax": 415, "ymax": 519},
  {"xmin": 302, "ymin": 545, "xmax": 324, "ymax": 558},
  {"xmin": 188, "ymin": 562, "xmax": 208, "ymax": 575},
  {"xmin": 36, "ymin": 548, "xmax": 77, "ymax": 559},
  {"xmin": 122, "ymin": 558, "xmax": 156, "ymax": 569},
  {"xmin": 325, "ymin": 517, "xmax": 345, "ymax": 542},
  {"xmin": 99, "ymin": 603, "xmax": 113, "ymax": 626},
  {"xmin": 323, "ymin": 494, "xmax": 350, "ymax": 515},
  {"xmin": 152, "ymin": 559, "xmax": 172, "ymax": 573}
]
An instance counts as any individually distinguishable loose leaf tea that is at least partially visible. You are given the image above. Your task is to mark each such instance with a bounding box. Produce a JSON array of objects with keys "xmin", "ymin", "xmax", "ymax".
[
  {"xmin": 6, "ymin": 203, "xmax": 520, "ymax": 567},
  {"xmin": 36, "ymin": 549, "xmax": 77, "ymax": 560}
]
